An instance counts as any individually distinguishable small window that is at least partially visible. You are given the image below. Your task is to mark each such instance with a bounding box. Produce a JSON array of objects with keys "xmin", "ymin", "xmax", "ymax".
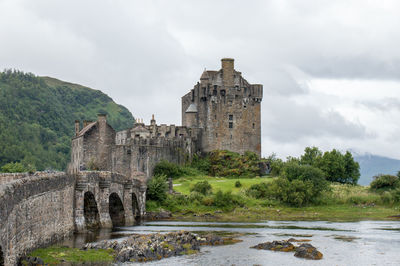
[
  {"xmin": 213, "ymin": 89, "xmax": 217, "ymax": 96},
  {"xmin": 216, "ymin": 133, "xmax": 218, "ymax": 137},
  {"xmin": 229, "ymin": 122, "xmax": 233, "ymax": 129},
  {"xmin": 235, "ymin": 95, "xmax": 239, "ymax": 99},
  {"xmin": 229, "ymin": 115, "xmax": 233, "ymax": 120},
  {"xmin": 252, "ymin": 123, "xmax": 255, "ymax": 129},
  {"xmin": 220, "ymin": 90, "xmax": 226, "ymax": 96},
  {"xmin": 230, "ymin": 135, "xmax": 232, "ymax": 139},
  {"xmin": 215, "ymin": 114, "xmax": 217, "ymax": 119},
  {"xmin": 127, "ymin": 149, "xmax": 131, "ymax": 155}
]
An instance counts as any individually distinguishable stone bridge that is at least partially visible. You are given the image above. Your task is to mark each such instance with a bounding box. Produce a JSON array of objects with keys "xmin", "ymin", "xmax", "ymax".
[{"xmin": 0, "ymin": 171, "xmax": 146, "ymax": 265}]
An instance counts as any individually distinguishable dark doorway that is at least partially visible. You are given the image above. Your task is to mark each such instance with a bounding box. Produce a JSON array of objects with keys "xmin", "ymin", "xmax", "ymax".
[
  {"xmin": 0, "ymin": 245, "xmax": 4, "ymax": 266},
  {"xmin": 132, "ymin": 193, "xmax": 140, "ymax": 219},
  {"xmin": 84, "ymin": 192, "xmax": 100, "ymax": 229},
  {"xmin": 109, "ymin": 193, "xmax": 125, "ymax": 227}
]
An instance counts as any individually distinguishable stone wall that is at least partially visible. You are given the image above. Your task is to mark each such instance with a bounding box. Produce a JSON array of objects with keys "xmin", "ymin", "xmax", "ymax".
[
  {"xmin": 112, "ymin": 137, "xmax": 196, "ymax": 180},
  {"xmin": 182, "ymin": 58, "xmax": 263, "ymax": 156},
  {"xmin": 0, "ymin": 172, "xmax": 75, "ymax": 265},
  {"xmin": 0, "ymin": 173, "xmax": 31, "ymax": 185}
]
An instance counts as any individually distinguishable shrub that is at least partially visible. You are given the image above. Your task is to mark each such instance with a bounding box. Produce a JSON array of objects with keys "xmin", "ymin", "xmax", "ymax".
[
  {"xmin": 201, "ymin": 196, "xmax": 214, "ymax": 206},
  {"xmin": 282, "ymin": 162, "xmax": 329, "ymax": 197},
  {"xmin": 370, "ymin": 175, "xmax": 399, "ymax": 190},
  {"xmin": 246, "ymin": 182, "xmax": 271, "ymax": 199},
  {"xmin": 269, "ymin": 178, "xmax": 314, "ymax": 207},
  {"xmin": 381, "ymin": 191, "xmax": 394, "ymax": 205},
  {"xmin": 190, "ymin": 181, "xmax": 212, "ymax": 195},
  {"xmin": 208, "ymin": 150, "xmax": 261, "ymax": 177},
  {"xmin": 147, "ymin": 174, "xmax": 168, "ymax": 202},
  {"xmin": 235, "ymin": 180, "xmax": 242, "ymax": 188},
  {"xmin": 190, "ymin": 154, "xmax": 210, "ymax": 174},
  {"xmin": 212, "ymin": 190, "xmax": 244, "ymax": 209},
  {"xmin": 188, "ymin": 191, "xmax": 205, "ymax": 203},
  {"xmin": 153, "ymin": 160, "xmax": 183, "ymax": 179}
]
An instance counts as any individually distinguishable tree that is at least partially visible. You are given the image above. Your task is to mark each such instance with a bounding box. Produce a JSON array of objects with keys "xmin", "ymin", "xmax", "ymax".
[
  {"xmin": 300, "ymin": 146, "xmax": 322, "ymax": 167},
  {"xmin": 343, "ymin": 151, "xmax": 360, "ymax": 184},
  {"xmin": 319, "ymin": 149, "xmax": 346, "ymax": 183}
]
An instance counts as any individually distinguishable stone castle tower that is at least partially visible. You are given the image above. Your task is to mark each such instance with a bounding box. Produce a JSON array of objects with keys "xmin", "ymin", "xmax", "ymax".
[
  {"xmin": 70, "ymin": 58, "xmax": 263, "ymax": 180},
  {"xmin": 182, "ymin": 58, "xmax": 263, "ymax": 156}
]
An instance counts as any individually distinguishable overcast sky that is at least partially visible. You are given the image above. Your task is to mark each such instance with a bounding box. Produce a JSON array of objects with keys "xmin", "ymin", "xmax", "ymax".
[{"xmin": 1, "ymin": 0, "xmax": 399, "ymax": 159}]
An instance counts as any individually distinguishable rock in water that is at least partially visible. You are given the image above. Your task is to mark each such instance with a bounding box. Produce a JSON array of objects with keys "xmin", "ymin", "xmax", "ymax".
[
  {"xmin": 294, "ymin": 243, "xmax": 323, "ymax": 260},
  {"xmin": 251, "ymin": 240, "xmax": 295, "ymax": 252}
]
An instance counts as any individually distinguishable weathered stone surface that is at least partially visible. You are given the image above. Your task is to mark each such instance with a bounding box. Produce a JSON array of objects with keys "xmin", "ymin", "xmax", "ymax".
[
  {"xmin": 294, "ymin": 243, "xmax": 323, "ymax": 260},
  {"xmin": 144, "ymin": 210, "xmax": 172, "ymax": 220},
  {"xmin": 182, "ymin": 58, "xmax": 263, "ymax": 156},
  {"xmin": 84, "ymin": 231, "xmax": 227, "ymax": 263},
  {"xmin": 0, "ymin": 172, "xmax": 75, "ymax": 265},
  {"xmin": 251, "ymin": 240, "xmax": 295, "ymax": 252}
]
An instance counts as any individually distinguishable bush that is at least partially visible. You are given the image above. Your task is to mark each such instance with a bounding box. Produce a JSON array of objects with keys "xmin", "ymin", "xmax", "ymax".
[
  {"xmin": 370, "ymin": 175, "xmax": 399, "ymax": 190},
  {"xmin": 209, "ymin": 150, "xmax": 261, "ymax": 177},
  {"xmin": 246, "ymin": 182, "xmax": 270, "ymax": 199},
  {"xmin": 190, "ymin": 181, "xmax": 212, "ymax": 195},
  {"xmin": 212, "ymin": 190, "xmax": 244, "ymax": 209},
  {"xmin": 190, "ymin": 154, "xmax": 210, "ymax": 174},
  {"xmin": 282, "ymin": 162, "xmax": 329, "ymax": 197},
  {"xmin": 235, "ymin": 180, "xmax": 242, "ymax": 188},
  {"xmin": 188, "ymin": 191, "xmax": 205, "ymax": 203},
  {"xmin": 153, "ymin": 160, "xmax": 183, "ymax": 179},
  {"xmin": 147, "ymin": 174, "xmax": 168, "ymax": 202},
  {"xmin": 270, "ymin": 178, "xmax": 314, "ymax": 207}
]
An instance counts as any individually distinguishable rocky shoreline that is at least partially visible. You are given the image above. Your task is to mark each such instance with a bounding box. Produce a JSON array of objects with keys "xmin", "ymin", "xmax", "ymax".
[{"xmin": 83, "ymin": 231, "xmax": 231, "ymax": 263}]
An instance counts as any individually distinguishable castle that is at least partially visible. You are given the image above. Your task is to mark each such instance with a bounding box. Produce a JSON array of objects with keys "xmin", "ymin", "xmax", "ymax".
[{"xmin": 70, "ymin": 58, "xmax": 263, "ymax": 180}]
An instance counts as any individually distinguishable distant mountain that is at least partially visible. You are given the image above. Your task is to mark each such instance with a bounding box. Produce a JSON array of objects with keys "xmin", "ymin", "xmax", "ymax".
[
  {"xmin": 353, "ymin": 153, "xmax": 400, "ymax": 185},
  {"xmin": 0, "ymin": 70, "xmax": 134, "ymax": 171}
]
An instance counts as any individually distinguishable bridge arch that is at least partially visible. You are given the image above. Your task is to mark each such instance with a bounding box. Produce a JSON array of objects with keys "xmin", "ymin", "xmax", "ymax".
[
  {"xmin": 0, "ymin": 245, "xmax": 4, "ymax": 266},
  {"xmin": 109, "ymin": 192, "xmax": 125, "ymax": 227},
  {"xmin": 83, "ymin": 191, "xmax": 100, "ymax": 229}
]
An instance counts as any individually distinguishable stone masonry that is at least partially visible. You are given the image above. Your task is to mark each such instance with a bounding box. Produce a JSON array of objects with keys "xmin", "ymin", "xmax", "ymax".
[{"xmin": 70, "ymin": 58, "xmax": 263, "ymax": 180}]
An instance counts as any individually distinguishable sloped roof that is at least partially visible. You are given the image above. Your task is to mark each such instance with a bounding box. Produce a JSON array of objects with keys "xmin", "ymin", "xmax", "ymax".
[{"xmin": 77, "ymin": 121, "xmax": 97, "ymax": 137}]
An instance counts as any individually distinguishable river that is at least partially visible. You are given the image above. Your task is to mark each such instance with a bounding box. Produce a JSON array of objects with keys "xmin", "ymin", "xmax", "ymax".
[{"xmin": 61, "ymin": 220, "xmax": 400, "ymax": 265}]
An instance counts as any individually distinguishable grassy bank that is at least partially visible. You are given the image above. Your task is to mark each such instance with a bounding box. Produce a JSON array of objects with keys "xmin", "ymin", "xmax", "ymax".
[
  {"xmin": 22, "ymin": 246, "xmax": 114, "ymax": 265},
  {"xmin": 146, "ymin": 176, "xmax": 400, "ymax": 222}
]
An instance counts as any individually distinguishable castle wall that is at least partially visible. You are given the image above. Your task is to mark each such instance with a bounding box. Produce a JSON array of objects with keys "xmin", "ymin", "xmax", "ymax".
[
  {"xmin": 0, "ymin": 172, "xmax": 75, "ymax": 265},
  {"xmin": 112, "ymin": 137, "xmax": 195, "ymax": 180}
]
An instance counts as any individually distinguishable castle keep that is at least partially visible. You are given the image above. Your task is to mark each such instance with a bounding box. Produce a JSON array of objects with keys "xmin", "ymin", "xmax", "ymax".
[{"xmin": 70, "ymin": 58, "xmax": 263, "ymax": 180}]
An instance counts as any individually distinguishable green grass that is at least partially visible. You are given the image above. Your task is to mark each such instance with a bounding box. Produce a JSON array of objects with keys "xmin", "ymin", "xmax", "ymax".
[
  {"xmin": 24, "ymin": 246, "xmax": 115, "ymax": 264},
  {"xmin": 173, "ymin": 175, "xmax": 274, "ymax": 194},
  {"xmin": 161, "ymin": 175, "xmax": 400, "ymax": 222}
]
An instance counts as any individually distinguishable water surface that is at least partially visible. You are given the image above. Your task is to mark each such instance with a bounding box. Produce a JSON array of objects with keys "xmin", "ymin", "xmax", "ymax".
[{"xmin": 62, "ymin": 220, "xmax": 400, "ymax": 266}]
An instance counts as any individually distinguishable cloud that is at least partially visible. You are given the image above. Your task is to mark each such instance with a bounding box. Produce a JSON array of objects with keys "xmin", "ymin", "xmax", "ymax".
[
  {"xmin": 262, "ymin": 96, "xmax": 367, "ymax": 143},
  {"xmin": 0, "ymin": 0, "xmax": 399, "ymax": 159}
]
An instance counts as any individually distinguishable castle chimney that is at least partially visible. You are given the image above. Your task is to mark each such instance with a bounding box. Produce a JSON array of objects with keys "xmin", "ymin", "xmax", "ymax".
[
  {"xmin": 151, "ymin": 114, "xmax": 156, "ymax": 126},
  {"xmin": 75, "ymin": 120, "xmax": 80, "ymax": 136},
  {"xmin": 221, "ymin": 58, "xmax": 235, "ymax": 88},
  {"xmin": 83, "ymin": 120, "xmax": 88, "ymax": 128}
]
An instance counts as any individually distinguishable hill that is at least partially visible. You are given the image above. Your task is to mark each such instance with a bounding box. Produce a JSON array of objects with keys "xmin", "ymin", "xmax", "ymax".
[
  {"xmin": 0, "ymin": 70, "xmax": 134, "ymax": 171},
  {"xmin": 354, "ymin": 154, "xmax": 400, "ymax": 185}
]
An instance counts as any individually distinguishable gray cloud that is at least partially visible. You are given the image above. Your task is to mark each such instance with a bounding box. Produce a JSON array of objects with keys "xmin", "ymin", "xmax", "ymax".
[
  {"xmin": 263, "ymin": 97, "xmax": 367, "ymax": 143},
  {"xmin": 0, "ymin": 0, "xmax": 399, "ymax": 159},
  {"xmin": 358, "ymin": 98, "xmax": 400, "ymax": 111}
]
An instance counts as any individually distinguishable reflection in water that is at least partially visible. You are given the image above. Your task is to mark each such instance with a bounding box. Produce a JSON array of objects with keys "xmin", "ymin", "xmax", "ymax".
[{"xmin": 58, "ymin": 220, "xmax": 400, "ymax": 266}]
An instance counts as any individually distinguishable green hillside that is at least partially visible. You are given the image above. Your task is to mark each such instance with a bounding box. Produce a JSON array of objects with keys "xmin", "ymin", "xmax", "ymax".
[{"xmin": 0, "ymin": 70, "xmax": 134, "ymax": 171}]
